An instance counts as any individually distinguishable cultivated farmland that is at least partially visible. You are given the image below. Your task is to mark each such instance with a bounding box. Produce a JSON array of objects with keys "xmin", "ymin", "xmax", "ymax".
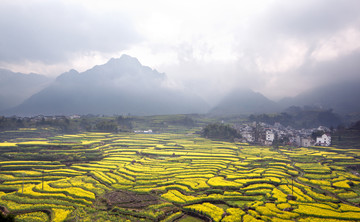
[{"xmin": 0, "ymin": 131, "xmax": 360, "ymax": 221}]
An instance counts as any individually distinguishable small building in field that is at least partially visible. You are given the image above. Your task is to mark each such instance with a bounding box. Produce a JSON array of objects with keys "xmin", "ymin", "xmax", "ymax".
[
  {"xmin": 316, "ymin": 133, "xmax": 331, "ymax": 146},
  {"xmin": 134, "ymin": 129, "xmax": 153, "ymax": 134}
]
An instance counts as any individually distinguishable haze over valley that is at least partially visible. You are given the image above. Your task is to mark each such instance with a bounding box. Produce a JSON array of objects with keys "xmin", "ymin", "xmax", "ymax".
[{"xmin": 0, "ymin": 54, "xmax": 359, "ymax": 118}]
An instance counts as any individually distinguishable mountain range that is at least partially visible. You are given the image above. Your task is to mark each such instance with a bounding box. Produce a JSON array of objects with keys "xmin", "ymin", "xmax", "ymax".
[
  {"xmin": 209, "ymin": 88, "xmax": 280, "ymax": 115},
  {"xmin": 2, "ymin": 55, "xmax": 209, "ymax": 116},
  {"xmin": 0, "ymin": 55, "xmax": 359, "ymax": 116},
  {"xmin": 279, "ymin": 81, "xmax": 360, "ymax": 114},
  {"xmin": 0, "ymin": 69, "xmax": 51, "ymax": 111}
]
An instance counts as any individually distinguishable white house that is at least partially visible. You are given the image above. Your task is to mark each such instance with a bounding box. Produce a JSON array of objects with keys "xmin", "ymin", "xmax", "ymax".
[
  {"xmin": 134, "ymin": 129, "xmax": 153, "ymax": 134},
  {"xmin": 266, "ymin": 130, "xmax": 275, "ymax": 142},
  {"xmin": 316, "ymin": 134, "xmax": 331, "ymax": 146},
  {"xmin": 265, "ymin": 130, "xmax": 275, "ymax": 145}
]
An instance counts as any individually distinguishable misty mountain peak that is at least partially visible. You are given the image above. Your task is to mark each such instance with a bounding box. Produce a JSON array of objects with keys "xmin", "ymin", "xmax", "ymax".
[
  {"xmin": 210, "ymin": 87, "xmax": 280, "ymax": 115},
  {"xmin": 4, "ymin": 55, "xmax": 209, "ymax": 116},
  {"xmin": 68, "ymin": 69, "xmax": 79, "ymax": 74},
  {"xmin": 86, "ymin": 55, "xmax": 164, "ymax": 84},
  {"xmin": 118, "ymin": 54, "xmax": 141, "ymax": 65},
  {"xmin": 102, "ymin": 54, "xmax": 141, "ymax": 70},
  {"xmin": 56, "ymin": 69, "xmax": 79, "ymax": 82}
]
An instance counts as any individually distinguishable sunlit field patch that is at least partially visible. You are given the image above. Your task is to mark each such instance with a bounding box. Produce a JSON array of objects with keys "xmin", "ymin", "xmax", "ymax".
[
  {"xmin": 184, "ymin": 202, "xmax": 224, "ymax": 222},
  {"xmin": 15, "ymin": 211, "xmax": 49, "ymax": 222}
]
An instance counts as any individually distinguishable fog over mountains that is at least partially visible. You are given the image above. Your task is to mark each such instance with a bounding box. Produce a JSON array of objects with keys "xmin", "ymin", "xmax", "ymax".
[
  {"xmin": 209, "ymin": 88, "xmax": 280, "ymax": 115},
  {"xmin": 2, "ymin": 55, "xmax": 209, "ymax": 116},
  {"xmin": 0, "ymin": 69, "xmax": 52, "ymax": 111},
  {"xmin": 1, "ymin": 54, "xmax": 360, "ymax": 117},
  {"xmin": 279, "ymin": 81, "xmax": 360, "ymax": 115}
]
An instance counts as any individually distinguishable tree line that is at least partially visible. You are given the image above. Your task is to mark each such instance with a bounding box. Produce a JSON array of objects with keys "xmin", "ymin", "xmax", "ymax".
[
  {"xmin": 249, "ymin": 107, "xmax": 342, "ymax": 129},
  {"xmin": 201, "ymin": 123, "xmax": 241, "ymax": 142},
  {"xmin": 0, "ymin": 115, "xmax": 133, "ymax": 133}
]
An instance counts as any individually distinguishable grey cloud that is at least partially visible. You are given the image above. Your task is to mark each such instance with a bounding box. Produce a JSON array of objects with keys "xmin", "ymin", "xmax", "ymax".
[
  {"xmin": 258, "ymin": 0, "xmax": 360, "ymax": 38},
  {"xmin": 226, "ymin": 0, "xmax": 360, "ymax": 100},
  {"xmin": 162, "ymin": 0, "xmax": 360, "ymax": 103},
  {"xmin": 1, "ymin": 0, "xmax": 360, "ymax": 104},
  {"xmin": 304, "ymin": 50, "xmax": 360, "ymax": 83},
  {"xmin": 0, "ymin": 1, "xmax": 140, "ymax": 64},
  {"xmin": 236, "ymin": 0, "xmax": 360, "ymax": 56}
]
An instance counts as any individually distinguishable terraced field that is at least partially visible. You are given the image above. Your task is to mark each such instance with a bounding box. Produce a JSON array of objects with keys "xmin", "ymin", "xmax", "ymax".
[{"xmin": 0, "ymin": 132, "xmax": 360, "ymax": 221}]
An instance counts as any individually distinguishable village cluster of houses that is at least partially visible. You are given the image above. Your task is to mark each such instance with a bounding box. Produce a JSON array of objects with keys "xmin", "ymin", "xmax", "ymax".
[{"xmin": 235, "ymin": 122, "xmax": 332, "ymax": 147}]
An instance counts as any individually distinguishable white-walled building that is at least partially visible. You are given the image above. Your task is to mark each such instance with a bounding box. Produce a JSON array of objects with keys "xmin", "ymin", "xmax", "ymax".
[
  {"xmin": 265, "ymin": 130, "xmax": 275, "ymax": 145},
  {"xmin": 266, "ymin": 130, "xmax": 275, "ymax": 142},
  {"xmin": 316, "ymin": 134, "xmax": 331, "ymax": 146}
]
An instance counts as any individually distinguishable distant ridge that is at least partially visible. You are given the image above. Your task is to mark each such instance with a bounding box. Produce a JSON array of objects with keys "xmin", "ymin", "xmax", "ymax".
[
  {"xmin": 2, "ymin": 56, "xmax": 360, "ymax": 117},
  {"xmin": 209, "ymin": 88, "xmax": 280, "ymax": 115},
  {"xmin": 4, "ymin": 55, "xmax": 209, "ymax": 116},
  {"xmin": 279, "ymin": 80, "xmax": 360, "ymax": 114},
  {"xmin": 209, "ymin": 79, "xmax": 360, "ymax": 116},
  {"xmin": 0, "ymin": 69, "xmax": 51, "ymax": 111}
]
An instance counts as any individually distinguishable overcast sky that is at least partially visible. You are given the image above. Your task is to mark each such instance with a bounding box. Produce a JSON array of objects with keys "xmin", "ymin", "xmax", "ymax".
[{"xmin": 1, "ymin": 0, "xmax": 360, "ymax": 103}]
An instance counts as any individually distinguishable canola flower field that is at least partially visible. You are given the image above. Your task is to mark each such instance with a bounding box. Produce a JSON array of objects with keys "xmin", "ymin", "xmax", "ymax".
[{"xmin": 0, "ymin": 132, "xmax": 360, "ymax": 221}]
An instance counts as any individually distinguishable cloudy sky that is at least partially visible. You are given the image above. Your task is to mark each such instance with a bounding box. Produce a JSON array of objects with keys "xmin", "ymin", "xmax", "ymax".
[{"xmin": 1, "ymin": 0, "xmax": 360, "ymax": 103}]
